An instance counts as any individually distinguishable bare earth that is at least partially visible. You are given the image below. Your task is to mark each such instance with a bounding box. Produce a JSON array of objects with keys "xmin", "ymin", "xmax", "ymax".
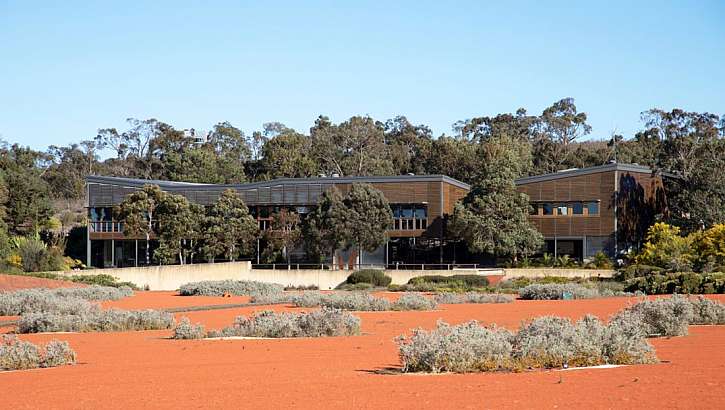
[
  {"xmin": 1, "ymin": 291, "xmax": 724, "ymax": 409},
  {"xmin": 0, "ymin": 274, "xmax": 84, "ymax": 291}
]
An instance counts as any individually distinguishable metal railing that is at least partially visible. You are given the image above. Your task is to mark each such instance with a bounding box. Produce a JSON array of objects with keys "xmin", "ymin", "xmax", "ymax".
[
  {"xmin": 251, "ymin": 263, "xmax": 494, "ymax": 271},
  {"xmin": 89, "ymin": 221, "xmax": 124, "ymax": 233}
]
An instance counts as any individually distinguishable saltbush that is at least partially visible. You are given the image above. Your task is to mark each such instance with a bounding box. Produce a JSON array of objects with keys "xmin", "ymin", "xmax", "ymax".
[
  {"xmin": 611, "ymin": 295, "xmax": 694, "ymax": 337},
  {"xmin": 392, "ymin": 293, "xmax": 437, "ymax": 311},
  {"xmin": 518, "ymin": 283, "xmax": 598, "ymax": 300},
  {"xmin": 18, "ymin": 308, "xmax": 175, "ymax": 333},
  {"xmin": 345, "ymin": 270, "xmax": 392, "ymax": 287},
  {"xmin": 291, "ymin": 292, "xmax": 436, "ymax": 311},
  {"xmin": 409, "ymin": 274, "xmax": 490, "ymax": 288},
  {"xmin": 178, "ymin": 280, "xmax": 284, "ymax": 297},
  {"xmin": 397, "ymin": 315, "xmax": 656, "ymax": 373},
  {"xmin": 690, "ymin": 296, "xmax": 725, "ymax": 325},
  {"xmin": 434, "ymin": 292, "xmax": 514, "ymax": 304},
  {"xmin": 172, "ymin": 317, "xmax": 206, "ymax": 340},
  {"xmin": 0, "ymin": 286, "xmax": 132, "ymax": 316},
  {"xmin": 207, "ymin": 308, "xmax": 360, "ymax": 338},
  {"xmin": 0, "ymin": 335, "xmax": 76, "ymax": 371}
]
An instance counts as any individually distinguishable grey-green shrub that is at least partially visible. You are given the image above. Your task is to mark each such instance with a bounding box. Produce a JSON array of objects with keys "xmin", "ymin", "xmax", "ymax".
[
  {"xmin": 18, "ymin": 308, "xmax": 175, "ymax": 333},
  {"xmin": 611, "ymin": 295, "xmax": 694, "ymax": 337},
  {"xmin": 208, "ymin": 308, "xmax": 360, "ymax": 338},
  {"xmin": 519, "ymin": 283, "xmax": 599, "ymax": 300},
  {"xmin": 397, "ymin": 314, "xmax": 657, "ymax": 373},
  {"xmin": 178, "ymin": 280, "xmax": 284, "ymax": 297},
  {"xmin": 392, "ymin": 293, "xmax": 437, "ymax": 311},
  {"xmin": 0, "ymin": 286, "xmax": 133, "ymax": 316},
  {"xmin": 434, "ymin": 292, "xmax": 514, "ymax": 304},
  {"xmin": 172, "ymin": 317, "xmax": 206, "ymax": 340},
  {"xmin": 690, "ymin": 296, "xmax": 725, "ymax": 325},
  {"xmin": 291, "ymin": 292, "xmax": 392, "ymax": 311},
  {"xmin": 0, "ymin": 335, "xmax": 76, "ymax": 371},
  {"xmin": 250, "ymin": 292, "xmax": 294, "ymax": 305}
]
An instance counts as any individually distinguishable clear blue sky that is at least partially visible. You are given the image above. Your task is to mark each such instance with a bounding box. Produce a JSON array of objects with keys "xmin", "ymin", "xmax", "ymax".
[{"xmin": 1, "ymin": 1, "xmax": 724, "ymax": 151}]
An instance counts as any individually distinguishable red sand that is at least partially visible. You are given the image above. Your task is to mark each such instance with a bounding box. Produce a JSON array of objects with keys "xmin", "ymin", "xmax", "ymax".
[
  {"xmin": 0, "ymin": 274, "xmax": 83, "ymax": 291},
  {"xmin": 2, "ymin": 293, "xmax": 724, "ymax": 409}
]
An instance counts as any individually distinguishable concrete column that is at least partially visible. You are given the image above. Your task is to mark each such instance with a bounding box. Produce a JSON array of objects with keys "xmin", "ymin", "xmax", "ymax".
[{"xmin": 135, "ymin": 239, "xmax": 138, "ymax": 267}]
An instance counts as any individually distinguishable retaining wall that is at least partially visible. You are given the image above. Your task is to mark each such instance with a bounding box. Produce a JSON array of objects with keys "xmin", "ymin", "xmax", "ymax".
[{"xmin": 501, "ymin": 268, "xmax": 615, "ymax": 279}]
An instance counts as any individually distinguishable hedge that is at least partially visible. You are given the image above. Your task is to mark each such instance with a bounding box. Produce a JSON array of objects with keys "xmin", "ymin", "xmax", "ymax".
[
  {"xmin": 408, "ymin": 274, "xmax": 489, "ymax": 288},
  {"xmin": 624, "ymin": 272, "xmax": 725, "ymax": 294},
  {"xmin": 345, "ymin": 270, "xmax": 392, "ymax": 287}
]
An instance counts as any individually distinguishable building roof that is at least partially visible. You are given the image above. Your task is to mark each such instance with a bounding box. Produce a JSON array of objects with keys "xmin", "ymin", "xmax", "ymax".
[
  {"xmin": 514, "ymin": 163, "xmax": 673, "ymax": 185},
  {"xmin": 86, "ymin": 174, "xmax": 472, "ymax": 190}
]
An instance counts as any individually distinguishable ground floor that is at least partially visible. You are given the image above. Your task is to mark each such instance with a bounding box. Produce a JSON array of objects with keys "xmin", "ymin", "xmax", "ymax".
[{"xmin": 540, "ymin": 236, "xmax": 612, "ymax": 260}]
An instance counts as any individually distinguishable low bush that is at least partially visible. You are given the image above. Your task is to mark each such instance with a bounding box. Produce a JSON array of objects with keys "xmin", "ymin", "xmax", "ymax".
[
  {"xmin": 249, "ymin": 292, "xmax": 294, "ymax": 304},
  {"xmin": 207, "ymin": 308, "xmax": 360, "ymax": 338},
  {"xmin": 392, "ymin": 293, "xmax": 437, "ymax": 311},
  {"xmin": 337, "ymin": 283, "xmax": 374, "ymax": 291},
  {"xmin": 617, "ymin": 264, "xmax": 665, "ymax": 281},
  {"xmin": 172, "ymin": 317, "xmax": 206, "ymax": 340},
  {"xmin": 0, "ymin": 335, "xmax": 76, "ymax": 371},
  {"xmin": 611, "ymin": 295, "xmax": 694, "ymax": 337},
  {"xmin": 690, "ymin": 296, "xmax": 725, "ymax": 325},
  {"xmin": 0, "ymin": 286, "xmax": 133, "ymax": 316},
  {"xmin": 178, "ymin": 280, "xmax": 284, "ymax": 297},
  {"xmin": 65, "ymin": 274, "xmax": 139, "ymax": 289},
  {"xmin": 518, "ymin": 284, "xmax": 599, "ymax": 300},
  {"xmin": 283, "ymin": 284, "xmax": 319, "ymax": 291},
  {"xmin": 292, "ymin": 292, "xmax": 392, "ymax": 311},
  {"xmin": 346, "ymin": 270, "xmax": 392, "ymax": 287},
  {"xmin": 624, "ymin": 272, "xmax": 725, "ymax": 294},
  {"xmin": 18, "ymin": 308, "xmax": 175, "ymax": 333},
  {"xmin": 434, "ymin": 292, "xmax": 514, "ymax": 304},
  {"xmin": 397, "ymin": 315, "xmax": 657, "ymax": 373},
  {"xmin": 409, "ymin": 274, "xmax": 489, "ymax": 288}
]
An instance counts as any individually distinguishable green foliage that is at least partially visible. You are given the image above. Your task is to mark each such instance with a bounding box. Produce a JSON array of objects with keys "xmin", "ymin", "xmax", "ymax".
[
  {"xmin": 201, "ymin": 189, "xmax": 258, "ymax": 262},
  {"xmin": 624, "ymin": 272, "xmax": 725, "ymax": 294},
  {"xmin": 518, "ymin": 283, "xmax": 599, "ymax": 300},
  {"xmin": 409, "ymin": 274, "xmax": 490, "ymax": 288},
  {"xmin": 345, "ymin": 269, "xmax": 392, "ymax": 287},
  {"xmin": 115, "ymin": 184, "xmax": 166, "ymax": 265},
  {"xmin": 635, "ymin": 223, "xmax": 695, "ymax": 272}
]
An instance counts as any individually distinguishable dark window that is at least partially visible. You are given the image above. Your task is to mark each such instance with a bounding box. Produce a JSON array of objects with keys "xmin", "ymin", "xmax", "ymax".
[
  {"xmin": 542, "ymin": 203, "xmax": 554, "ymax": 215},
  {"xmin": 530, "ymin": 203, "xmax": 539, "ymax": 216},
  {"xmin": 587, "ymin": 201, "xmax": 599, "ymax": 215},
  {"xmin": 572, "ymin": 202, "xmax": 584, "ymax": 215},
  {"xmin": 556, "ymin": 204, "xmax": 568, "ymax": 216},
  {"xmin": 402, "ymin": 206, "xmax": 413, "ymax": 218}
]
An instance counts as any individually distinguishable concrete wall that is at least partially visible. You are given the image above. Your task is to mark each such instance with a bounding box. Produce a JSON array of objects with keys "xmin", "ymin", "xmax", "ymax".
[
  {"xmin": 62, "ymin": 264, "xmax": 613, "ymax": 291},
  {"xmin": 501, "ymin": 268, "xmax": 615, "ymax": 280}
]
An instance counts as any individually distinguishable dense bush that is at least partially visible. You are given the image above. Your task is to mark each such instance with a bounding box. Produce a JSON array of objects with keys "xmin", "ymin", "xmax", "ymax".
[
  {"xmin": 617, "ymin": 264, "xmax": 665, "ymax": 281},
  {"xmin": 291, "ymin": 292, "xmax": 436, "ymax": 311},
  {"xmin": 249, "ymin": 292, "xmax": 294, "ymax": 304},
  {"xmin": 64, "ymin": 274, "xmax": 138, "ymax": 289},
  {"xmin": 207, "ymin": 308, "xmax": 360, "ymax": 338},
  {"xmin": 611, "ymin": 295, "xmax": 694, "ymax": 337},
  {"xmin": 409, "ymin": 274, "xmax": 490, "ymax": 288},
  {"xmin": 18, "ymin": 308, "xmax": 175, "ymax": 333},
  {"xmin": 392, "ymin": 293, "xmax": 437, "ymax": 311},
  {"xmin": 172, "ymin": 317, "xmax": 206, "ymax": 339},
  {"xmin": 0, "ymin": 335, "xmax": 76, "ymax": 371},
  {"xmin": 397, "ymin": 315, "xmax": 656, "ymax": 373},
  {"xmin": 178, "ymin": 280, "xmax": 284, "ymax": 297},
  {"xmin": 434, "ymin": 292, "xmax": 514, "ymax": 304},
  {"xmin": 0, "ymin": 286, "xmax": 133, "ymax": 316},
  {"xmin": 518, "ymin": 284, "xmax": 599, "ymax": 300},
  {"xmin": 345, "ymin": 270, "xmax": 392, "ymax": 287},
  {"xmin": 624, "ymin": 272, "xmax": 725, "ymax": 294},
  {"xmin": 690, "ymin": 296, "xmax": 725, "ymax": 325}
]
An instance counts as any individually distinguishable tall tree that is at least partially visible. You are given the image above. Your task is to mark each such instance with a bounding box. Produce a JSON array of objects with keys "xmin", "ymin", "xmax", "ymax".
[
  {"xmin": 260, "ymin": 131, "xmax": 317, "ymax": 179},
  {"xmin": 338, "ymin": 184, "xmax": 394, "ymax": 257},
  {"xmin": 261, "ymin": 209, "xmax": 301, "ymax": 263},
  {"xmin": 154, "ymin": 193, "xmax": 201, "ymax": 265},
  {"xmin": 201, "ymin": 189, "xmax": 258, "ymax": 262},
  {"xmin": 115, "ymin": 184, "xmax": 165, "ymax": 265},
  {"xmin": 531, "ymin": 98, "xmax": 592, "ymax": 174},
  {"xmin": 0, "ymin": 144, "xmax": 53, "ymax": 235}
]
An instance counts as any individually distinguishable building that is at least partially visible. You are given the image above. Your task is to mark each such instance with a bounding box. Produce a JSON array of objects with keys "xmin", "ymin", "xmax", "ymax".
[
  {"xmin": 515, "ymin": 162, "xmax": 668, "ymax": 260},
  {"xmin": 85, "ymin": 163, "xmax": 668, "ymax": 268},
  {"xmin": 85, "ymin": 174, "xmax": 470, "ymax": 268}
]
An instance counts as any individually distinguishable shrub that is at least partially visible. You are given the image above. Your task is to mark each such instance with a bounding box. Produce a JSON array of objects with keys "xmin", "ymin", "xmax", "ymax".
[
  {"xmin": 346, "ymin": 270, "xmax": 392, "ymax": 287},
  {"xmin": 409, "ymin": 274, "xmax": 489, "ymax": 288},
  {"xmin": 292, "ymin": 292, "xmax": 392, "ymax": 311},
  {"xmin": 689, "ymin": 296, "xmax": 725, "ymax": 325},
  {"xmin": 0, "ymin": 335, "xmax": 76, "ymax": 371},
  {"xmin": 625, "ymin": 272, "xmax": 725, "ymax": 294},
  {"xmin": 591, "ymin": 251, "xmax": 613, "ymax": 269},
  {"xmin": 617, "ymin": 264, "xmax": 664, "ymax": 281},
  {"xmin": 65, "ymin": 274, "xmax": 139, "ymax": 290},
  {"xmin": 518, "ymin": 284, "xmax": 598, "ymax": 300},
  {"xmin": 611, "ymin": 295, "xmax": 694, "ymax": 337},
  {"xmin": 208, "ymin": 308, "xmax": 360, "ymax": 338},
  {"xmin": 178, "ymin": 280, "xmax": 284, "ymax": 297},
  {"xmin": 249, "ymin": 292, "xmax": 294, "ymax": 304},
  {"xmin": 392, "ymin": 293, "xmax": 437, "ymax": 311},
  {"xmin": 0, "ymin": 286, "xmax": 133, "ymax": 316},
  {"xmin": 434, "ymin": 292, "xmax": 514, "ymax": 304},
  {"xmin": 172, "ymin": 317, "xmax": 206, "ymax": 339},
  {"xmin": 396, "ymin": 315, "xmax": 656, "ymax": 373},
  {"xmin": 337, "ymin": 283, "xmax": 374, "ymax": 291},
  {"xmin": 18, "ymin": 308, "xmax": 175, "ymax": 333}
]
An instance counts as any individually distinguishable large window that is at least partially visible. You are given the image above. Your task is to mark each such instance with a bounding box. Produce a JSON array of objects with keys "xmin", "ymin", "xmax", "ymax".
[
  {"xmin": 556, "ymin": 204, "xmax": 568, "ymax": 216},
  {"xmin": 542, "ymin": 203, "xmax": 554, "ymax": 215},
  {"xmin": 392, "ymin": 204, "xmax": 428, "ymax": 231},
  {"xmin": 532, "ymin": 201, "xmax": 599, "ymax": 217},
  {"xmin": 572, "ymin": 202, "xmax": 584, "ymax": 215},
  {"xmin": 587, "ymin": 201, "xmax": 599, "ymax": 215}
]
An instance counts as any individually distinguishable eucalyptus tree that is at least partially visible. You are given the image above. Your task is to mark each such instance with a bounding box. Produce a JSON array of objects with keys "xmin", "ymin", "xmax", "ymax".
[
  {"xmin": 115, "ymin": 184, "xmax": 165, "ymax": 265},
  {"xmin": 201, "ymin": 189, "xmax": 258, "ymax": 262}
]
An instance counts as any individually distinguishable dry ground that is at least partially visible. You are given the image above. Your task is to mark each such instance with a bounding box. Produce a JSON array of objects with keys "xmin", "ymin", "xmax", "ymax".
[{"xmin": 1, "ymin": 284, "xmax": 724, "ymax": 409}]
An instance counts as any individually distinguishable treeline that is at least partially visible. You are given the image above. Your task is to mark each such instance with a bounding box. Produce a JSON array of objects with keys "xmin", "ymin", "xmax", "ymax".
[{"xmin": 0, "ymin": 98, "xmax": 724, "ymax": 270}]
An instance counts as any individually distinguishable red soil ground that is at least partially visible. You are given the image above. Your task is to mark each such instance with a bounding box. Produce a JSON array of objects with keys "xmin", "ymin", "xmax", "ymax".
[
  {"xmin": 0, "ymin": 274, "xmax": 83, "ymax": 291},
  {"xmin": 2, "ymin": 292, "xmax": 724, "ymax": 409}
]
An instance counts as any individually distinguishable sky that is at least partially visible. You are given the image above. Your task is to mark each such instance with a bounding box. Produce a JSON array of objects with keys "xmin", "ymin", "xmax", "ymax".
[{"xmin": 1, "ymin": 1, "xmax": 724, "ymax": 151}]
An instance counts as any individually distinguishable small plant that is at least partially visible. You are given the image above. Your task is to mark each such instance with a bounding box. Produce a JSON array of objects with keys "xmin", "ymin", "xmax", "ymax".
[
  {"xmin": 689, "ymin": 296, "xmax": 725, "ymax": 325},
  {"xmin": 17, "ymin": 308, "xmax": 176, "ymax": 333},
  {"xmin": 178, "ymin": 280, "xmax": 284, "ymax": 297},
  {"xmin": 591, "ymin": 251, "xmax": 613, "ymax": 269},
  {"xmin": 434, "ymin": 292, "xmax": 514, "ymax": 304},
  {"xmin": 207, "ymin": 308, "xmax": 360, "ymax": 338},
  {"xmin": 611, "ymin": 295, "xmax": 694, "ymax": 337},
  {"xmin": 0, "ymin": 335, "xmax": 76, "ymax": 371},
  {"xmin": 249, "ymin": 292, "xmax": 294, "ymax": 304},
  {"xmin": 172, "ymin": 317, "xmax": 206, "ymax": 339},
  {"xmin": 392, "ymin": 293, "xmax": 437, "ymax": 311},
  {"xmin": 345, "ymin": 269, "xmax": 392, "ymax": 287}
]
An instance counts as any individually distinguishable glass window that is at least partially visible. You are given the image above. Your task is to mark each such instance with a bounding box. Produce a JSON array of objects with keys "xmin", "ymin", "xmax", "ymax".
[
  {"xmin": 556, "ymin": 204, "xmax": 568, "ymax": 216},
  {"xmin": 402, "ymin": 206, "xmax": 413, "ymax": 218},
  {"xmin": 587, "ymin": 201, "xmax": 599, "ymax": 215},
  {"xmin": 572, "ymin": 202, "xmax": 583, "ymax": 215},
  {"xmin": 259, "ymin": 206, "xmax": 270, "ymax": 218},
  {"xmin": 393, "ymin": 205, "xmax": 402, "ymax": 218},
  {"xmin": 529, "ymin": 204, "xmax": 539, "ymax": 216},
  {"xmin": 542, "ymin": 203, "xmax": 553, "ymax": 215},
  {"xmin": 414, "ymin": 207, "xmax": 427, "ymax": 219}
]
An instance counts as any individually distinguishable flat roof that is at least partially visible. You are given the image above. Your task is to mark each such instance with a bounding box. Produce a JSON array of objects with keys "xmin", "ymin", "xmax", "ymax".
[
  {"xmin": 514, "ymin": 163, "xmax": 673, "ymax": 185},
  {"xmin": 86, "ymin": 174, "xmax": 472, "ymax": 191}
]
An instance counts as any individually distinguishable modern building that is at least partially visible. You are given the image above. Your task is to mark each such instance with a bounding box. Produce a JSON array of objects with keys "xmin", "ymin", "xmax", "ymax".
[
  {"xmin": 85, "ymin": 163, "xmax": 668, "ymax": 268},
  {"xmin": 85, "ymin": 174, "xmax": 469, "ymax": 268},
  {"xmin": 515, "ymin": 162, "xmax": 668, "ymax": 260}
]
